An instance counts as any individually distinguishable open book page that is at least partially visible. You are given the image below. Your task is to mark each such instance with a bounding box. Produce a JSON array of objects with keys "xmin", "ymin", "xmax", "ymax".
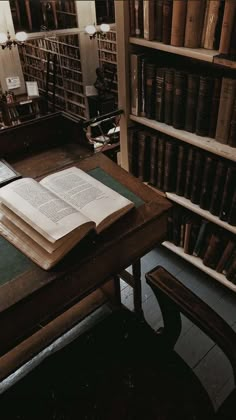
[
  {"xmin": 40, "ymin": 167, "xmax": 134, "ymax": 233},
  {"xmin": 0, "ymin": 178, "xmax": 93, "ymax": 242}
]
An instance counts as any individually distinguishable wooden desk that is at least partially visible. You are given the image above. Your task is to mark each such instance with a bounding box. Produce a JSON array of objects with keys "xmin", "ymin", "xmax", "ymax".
[{"xmin": 0, "ymin": 125, "xmax": 171, "ymax": 381}]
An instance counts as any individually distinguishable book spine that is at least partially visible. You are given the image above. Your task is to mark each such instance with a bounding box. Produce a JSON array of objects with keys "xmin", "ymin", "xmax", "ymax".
[
  {"xmin": 228, "ymin": 96, "xmax": 236, "ymax": 148},
  {"xmin": 162, "ymin": 0, "xmax": 173, "ymax": 44},
  {"xmin": 203, "ymin": 0, "xmax": 221, "ymax": 49},
  {"xmin": 190, "ymin": 149, "xmax": 204, "ymax": 204},
  {"xmin": 155, "ymin": 68, "xmax": 165, "ymax": 122},
  {"xmin": 156, "ymin": 136, "xmax": 165, "ymax": 190},
  {"xmin": 216, "ymin": 239, "xmax": 235, "ymax": 273},
  {"xmin": 223, "ymin": 249, "xmax": 236, "ymax": 276},
  {"xmin": 145, "ymin": 62, "xmax": 156, "ymax": 119},
  {"xmin": 192, "ymin": 219, "xmax": 209, "ymax": 257},
  {"xmin": 219, "ymin": 166, "xmax": 236, "ymax": 221},
  {"xmin": 163, "ymin": 139, "xmax": 177, "ymax": 192},
  {"xmin": 156, "ymin": 0, "xmax": 164, "ymax": 41},
  {"xmin": 184, "ymin": 147, "xmax": 195, "ymax": 199},
  {"xmin": 215, "ymin": 78, "xmax": 236, "ymax": 144},
  {"xmin": 149, "ymin": 134, "xmax": 159, "ymax": 185},
  {"xmin": 143, "ymin": 0, "xmax": 156, "ymax": 40},
  {"xmin": 227, "ymin": 190, "xmax": 236, "ymax": 226},
  {"xmin": 195, "ymin": 76, "xmax": 214, "ymax": 137},
  {"xmin": 208, "ymin": 77, "xmax": 222, "ymax": 139},
  {"xmin": 184, "ymin": 0, "xmax": 206, "ymax": 48},
  {"xmin": 170, "ymin": 0, "xmax": 187, "ymax": 47},
  {"xmin": 173, "ymin": 70, "xmax": 187, "ymax": 129},
  {"xmin": 140, "ymin": 57, "xmax": 146, "ymax": 117},
  {"xmin": 199, "ymin": 156, "xmax": 216, "ymax": 210},
  {"xmin": 219, "ymin": 0, "xmax": 236, "ymax": 54},
  {"xmin": 134, "ymin": 0, "xmax": 144, "ymax": 37},
  {"xmin": 185, "ymin": 74, "xmax": 200, "ymax": 133},
  {"xmin": 202, "ymin": 232, "xmax": 222, "ymax": 269},
  {"xmin": 183, "ymin": 218, "xmax": 193, "ymax": 254},
  {"xmin": 209, "ymin": 160, "xmax": 227, "ymax": 216},
  {"xmin": 130, "ymin": 54, "xmax": 141, "ymax": 116},
  {"xmin": 129, "ymin": 0, "xmax": 136, "ymax": 36},
  {"xmin": 201, "ymin": 0, "xmax": 210, "ymax": 47},
  {"xmin": 164, "ymin": 68, "xmax": 174, "ymax": 125},
  {"xmin": 128, "ymin": 129, "xmax": 140, "ymax": 177},
  {"xmin": 137, "ymin": 131, "xmax": 151, "ymax": 182},
  {"xmin": 175, "ymin": 143, "xmax": 187, "ymax": 196}
]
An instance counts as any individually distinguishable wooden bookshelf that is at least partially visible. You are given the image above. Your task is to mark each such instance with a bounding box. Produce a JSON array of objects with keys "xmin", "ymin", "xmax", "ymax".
[{"xmin": 97, "ymin": 27, "xmax": 118, "ymax": 101}]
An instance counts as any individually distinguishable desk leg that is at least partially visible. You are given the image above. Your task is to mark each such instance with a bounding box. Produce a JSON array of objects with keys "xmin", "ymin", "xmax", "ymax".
[{"xmin": 132, "ymin": 259, "xmax": 143, "ymax": 316}]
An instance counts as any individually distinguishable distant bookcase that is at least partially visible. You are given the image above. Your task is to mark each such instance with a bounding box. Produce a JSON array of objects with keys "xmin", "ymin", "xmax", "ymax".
[
  {"xmin": 0, "ymin": 94, "xmax": 45, "ymax": 126},
  {"xmin": 115, "ymin": 1, "xmax": 236, "ymax": 293},
  {"xmin": 19, "ymin": 32, "xmax": 87, "ymax": 119}
]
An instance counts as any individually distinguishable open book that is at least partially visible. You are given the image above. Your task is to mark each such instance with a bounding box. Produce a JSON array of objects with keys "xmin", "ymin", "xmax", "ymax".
[{"xmin": 0, "ymin": 167, "xmax": 134, "ymax": 270}]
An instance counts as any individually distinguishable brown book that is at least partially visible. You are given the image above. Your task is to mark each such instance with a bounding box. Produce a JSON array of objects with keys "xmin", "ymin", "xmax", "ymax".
[
  {"xmin": 229, "ymin": 12, "xmax": 236, "ymax": 56},
  {"xmin": 184, "ymin": 147, "xmax": 195, "ymax": 199},
  {"xmin": 140, "ymin": 56, "xmax": 147, "ymax": 117},
  {"xmin": 170, "ymin": 0, "xmax": 187, "ymax": 47},
  {"xmin": 143, "ymin": 0, "xmax": 156, "ymax": 40},
  {"xmin": 145, "ymin": 62, "xmax": 156, "ymax": 119},
  {"xmin": 201, "ymin": 0, "xmax": 210, "ymax": 47},
  {"xmin": 219, "ymin": 0, "xmax": 236, "ymax": 54},
  {"xmin": 156, "ymin": 0, "xmax": 164, "ymax": 41},
  {"xmin": 225, "ymin": 255, "xmax": 236, "ymax": 283},
  {"xmin": 208, "ymin": 77, "xmax": 222, "ymax": 139},
  {"xmin": 203, "ymin": 231, "xmax": 224, "ymax": 269},
  {"xmin": 184, "ymin": 0, "xmax": 206, "ymax": 48},
  {"xmin": 195, "ymin": 76, "xmax": 214, "ymax": 137},
  {"xmin": 227, "ymin": 189, "xmax": 236, "ymax": 226},
  {"xmin": 199, "ymin": 156, "xmax": 216, "ymax": 210},
  {"xmin": 129, "ymin": 0, "xmax": 136, "ymax": 36},
  {"xmin": 228, "ymin": 96, "xmax": 236, "ymax": 148},
  {"xmin": 149, "ymin": 133, "xmax": 159, "ymax": 185},
  {"xmin": 203, "ymin": 0, "xmax": 221, "ymax": 49},
  {"xmin": 216, "ymin": 239, "xmax": 235, "ymax": 273},
  {"xmin": 137, "ymin": 130, "xmax": 151, "ymax": 182},
  {"xmin": 155, "ymin": 67, "xmax": 165, "ymax": 122},
  {"xmin": 185, "ymin": 74, "xmax": 200, "ymax": 133},
  {"xmin": 223, "ymin": 248, "xmax": 236, "ymax": 276},
  {"xmin": 190, "ymin": 149, "xmax": 204, "ymax": 204},
  {"xmin": 215, "ymin": 78, "xmax": 236, "ymax": 144},
  {"xmin": 163, "ymin": 139, "xmax": 177, "ymax": 192},
  {"xmin": 156, "ymin": 135, "xmax": 166, "ymax": 190},
  {"xmin": 209, "ymin": 160, "xmax": 227, "ymax": 216},
  {"xmin": 130, "ymin": 53, "xmax": 145, "ymax": 116},
  {"xmin": 193, "ymin": 219, "xmax": 209, "ymax": 257},
  {"xmin": 127, "ymin": 128, "xmax": 140, "ymax": 177},
  {"xmin": 183, "ymin": 217, "xmax": 193, "ymax": 254},
  {"xmin": 162, "ymin": 0, "xmax": 173, "ymax": 44},
  {"xmin": 176, "ymin": 144, "xmax": 187, "ymax": 196},
  {"xmin": 131, "ymin": 0, "xmax": 144, "ymax": 37},
  {"xmin": 219, "ymin": 166, "xmax": 236, "ymax": 222},
  {"xmin": 173, "ymin": 70, "xmax": 187, "ymax": 129},
  {"xmin": 189, "ymin": 218, "xmax": 201, "ymax": 255},
  {"xmin": 164, "ymin": 68, "xmax": 174, "ymax": 125}
]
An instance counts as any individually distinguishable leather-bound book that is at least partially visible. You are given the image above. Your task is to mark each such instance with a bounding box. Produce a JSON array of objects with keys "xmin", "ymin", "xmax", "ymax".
[
  {"xmin": 127, "ymin": 128, "xmax": 140, "ymax": 177},
  {"xmin": 195, "ymin": 76, "xmax": 214, "ymax": 137},
  {"xmin": 203, "ymin": 231, "xmax": 224, "ymax": 269},
  {"xmin": 145, "ymin": 62, "xmax": 156, "ymax": 119},
  {"xmin": 184, "ymin": 0, "xmax": 206, "ymax": 48},
  {"xmin": 164, "ymin": 68, "xmax": 174, "ymax": 126},
  {"xmin": 190, "ymin": 149, "xmax": 204, "ymax": 204},
  {"xmin": 227, "ymin": 189, "xmax": 236, "ymax": 226},
  {"xmin": 203, "ymin": 0, "xmax": 221, "ymax": 49},
  {"xmin": 170, "ymin": 0, "xmax": 187, "ymax": 47},
  {"xmin": 180, "ymin": 213, "xmax": 186, "ymax": 248},
  {"xmin": 223, "ymin": 248, "xmax": 236, "ymax": 276},
  {"xmin": 216, "ymin": 238, "xmax": 235, "ymax": 273},
  {"xmin": 226, "ymin": 256, "xmax": 236, "ymax": 283},
  {"xmin": 209, "ymin": 160, "xmax": 227, "ymax": 216},
  {"xmin": 228, "ymin": 97, "xmax": 236, "ymax": 148},
  {"xmin": 130, "ymin": 53, "xmax": 145, "ymax": 116},
  {"xmin": 193, "ymin": 219, "xmax": 209, "ymax": 257},
  {"xmin": 155, "ymin": 67, "xmax": 165, "ymax": 122},
  {"xmin": 183, "ymin": 216, "xmax": 193, "ymax": 254},
  {"xmin": 137, "ymin": 130, "xmax": 151, "ymax": 182},
  {"xmin": 173, "ymin": 71, "xmax": 187, "ymax": 129},
  {"xmin": 163, "ymin": 139, "xmax": 177, "ymax": 192},
  {"xmin": 140, "ymin": 56, "xmax": 147, "ymax": 117},
  {"xmin": 184, "ymin": 147, "xmax": 195, "ymax": 199},
  {"xmin": 215, "ymin": 78, "xmax": 236, "ymax": 144},
  {"xmin": 200, "ymin": 0, "xmax": 210, "ymax": 47},
  {"xmin": 176, "ymin": 143, "xmax": 187, "ymax": 196},
  {"xmin": 185, "ymin": 74, "xmax": 200, "ymax": 133},
  {"xmin": 156, "ymin": 0, "xmax": 164, "ymax": 41},
  {"xmin": 149, "ymin": 133, "xmax": 159, "ymax": 185},
  {"xmin": 229, "ymin": 13, "xmax": 236, "ymax": 58},
  {"xmin": 189, "ymin": 218, "xmax": 201, "ymax": 255},
  {"xmin": 156, "ymin": 135, "xmax": 166, "ymax": 190},
  {"xmin": 213, "ymin": 0, "xmax": 225, "ymax": 50},
  {"xmin": 162, "ymin": 0, "xmax": 173, "ymax": 44},
  {"xmin": 219, "ymin": 167, "xmax": 236, "ymax": 221},
  {"xmin": 143, "ymin": 0, "xmax": 156, "ymax": 40},
  {"xmin": 199, "ymin": 156, "xmax": 216, "ymax": 210},
  {"xmin": 208, "ymin": 77, "xmax": 222, "ymax": 139},
  {"xmin": 130, "ymin": 0, "xmax": 144, "ymax": 37},
  {"xmin": 129, "ymin": 0, "xmax": 136, "ymax": 36},
  {"xmin": 219, "ymin": 0, "xmax": 236, "ymax": 54}
]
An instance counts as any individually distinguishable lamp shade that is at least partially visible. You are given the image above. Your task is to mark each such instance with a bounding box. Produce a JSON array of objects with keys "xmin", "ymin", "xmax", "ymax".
[
  {"xmin": 85, "ymin": 25, "xmax": 96, "ymax": 35},
  {"xmin": 100, "ymin": 23, "xmax": 110, "ymax": 33},
  {"xmin": 15, "ymin": 31, "xmax": 28, "ymax": 42}
]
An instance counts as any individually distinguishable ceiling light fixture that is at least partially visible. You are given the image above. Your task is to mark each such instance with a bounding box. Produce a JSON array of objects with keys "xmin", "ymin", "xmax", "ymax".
[
  {"xmin": 85, "ymin": 23, "xmax": 110, "ymax": 39},
  {"xmin": 0, "ymin": 31, "xmax": 28, "ymax": 50}
]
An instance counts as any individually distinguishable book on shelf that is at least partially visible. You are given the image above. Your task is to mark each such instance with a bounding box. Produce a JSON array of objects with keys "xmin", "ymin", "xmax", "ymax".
[
  {"xmin": 149, "ymin": 133, "xmax": 159, "ymax": 185},
  {"xmin": 170, "ymin": 0, "xmax": 187, "ymax": 47},
  {"xmin": 156, "ymin": 135, "xmax": 166, "ymax": 190},
  {"xmin": 195, "ymin": 76, "xmax": 214, "ymax": 137},
  {"xmin": 184, "ymin": 0, "xmax": 206, "ymax": 48},
  {"xmin": 163, "ymin": 139, "xmax": 177, "ymax": 192},
  {"xmin": 183, "ymin": 215, "xmax": 193, "ymax": 254},
  {"xmin": 175, "ymin": 143, "xmax": 187, "ymax": 196},
  {"xmin": 209, "ymin": 160, "xmax": 227, "ymax": 216},
  {"xmin": 0, "ymin": 167, "xmax": 134, "ymax": 270},
  {"xmin": 162, "ymin": 0, "xmax": 173, "ymax": 45},
  {"xmin": 130, "ymin": 53, "xmax": 145, "ymax": 116},
  {"xmin": 215, "ymin": 77, "xmax": 236, "ymax": 144},
  {"xmin": 185, "ymin": 74, "xmax": 200, "ymax": 133},
  {"xmin": 155, "ymin": 67, "xmax": 165, "ymax": 122},
  {"xmin": 172, "ymin": 70, "xmax": 187, "ymax": 129},
  {"xmin": 228, "ymin": 189, "xmax": 236, "ymax": 226},
  {"xmin": 137, "ymin": 130, "xmax": 151, "ymax": 182},
  {"xmin": 190, "ymin": 149, "xmax": 204, "ymax": 204},
  {"xmin": 156, "ymin": 0, "xmax": 164, "ymax": 42},
  {"xmin": 143, "ymin": 0, "xmax": 156, "ymax": 40},
  {"xmin": 208, "ymin": 77, "xmax": 222, "ymax": 138},
  {"xmin": 216, "ymin": 238, "xmax": 235, "ymax": 273},
  {"xmin": 219, "ymin": 0, "xmax": 236, "ymax": 55},
  {"xmin": 145, "ymin": 62, "xmax": 156, "ymax": 119},
  {"xmin": 222, "ymin": 248, "xmax": 236, "ymax": 276},
  {"xmin": 192, "ymin": 219, "xmax": 209, "ymax": 257},
  {"xmin": 184, "ymin": 147, "xmax": 195, "ymax": 200},
  {"xmin": 164, "ymin": 68, "xmax": 174, "ymax": 125},
  {"xmin": 225, "ymin": 254, "xmax": 236, "ymax": 283},
  {"xmin": 228, "ymin": 96, "xmax": 236, "ymax": 148},
  {"xmin": 199, "ymin": 155, "xmax": 216, "ymax": 210},
  {"xmin": 202, "ymin": 230, "xmax": 225, "ymax": 270},
  {"xmin": 130, "ymin": 0, "xmax": 144, "ymax": 37},
  {"xmin": 0, "ymin": 160, "xmax": 22, "ymax": 187},
  {"xmin": 219, "ymin": 166, "xmax": 236, "ymax": 222},
  {"xmin": 202, "ymin": 0, "xmax": 221, "ymax": 50},
  {"xmin": 128, "ymin": 128, "xmax": 140, "ymax": 177}
]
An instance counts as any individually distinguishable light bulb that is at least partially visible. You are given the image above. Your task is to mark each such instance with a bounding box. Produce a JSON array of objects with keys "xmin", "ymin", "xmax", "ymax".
[
  {"xmin": 100, "ymin": 23, "xmax": 110, "ymax": 33},
  {"xmin": 15, "ymin": 31, "xmax": 28, "ymax": 42},
  {"xmin": 85, "ymin": 25, "xmax": 96, "ymax": 36},
  {"xmin": 0, "ymin": 32, "xmax": 8, "ymax": 44}
]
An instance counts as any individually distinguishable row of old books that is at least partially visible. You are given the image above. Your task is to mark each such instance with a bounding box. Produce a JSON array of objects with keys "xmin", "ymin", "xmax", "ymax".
[
  {"xmin": 128, "ymin": 128, "xmax": 236, "ymax": 226},
  {"xmin": 167, "ymin": 206, "xmax": 236, "ymax": 283},
  {"xmin": 130, "ymin": 0, "xmax": 236, "ymax": 55},
  {"xmin": 131, "ymin": 53, "xmax": 236, "ymax": 147}
]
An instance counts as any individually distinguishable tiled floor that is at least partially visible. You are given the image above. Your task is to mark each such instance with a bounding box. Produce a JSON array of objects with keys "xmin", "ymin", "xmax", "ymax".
[{"xmin": 121, "ymin": 245, "xmax": 236, "ymax": 411}]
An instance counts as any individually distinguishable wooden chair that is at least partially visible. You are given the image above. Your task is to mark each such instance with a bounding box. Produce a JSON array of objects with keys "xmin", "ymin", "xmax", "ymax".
[{"xmin": 0, "ymin": 266, "xmax": 235, "ymax": 419}]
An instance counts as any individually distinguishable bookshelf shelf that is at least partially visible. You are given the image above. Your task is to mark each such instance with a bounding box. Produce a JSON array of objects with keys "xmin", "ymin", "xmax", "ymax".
[
  {"xmin": 130, "ymin": 115, "xmax": 236, "ymax": 163},
  {"xmin": 162, "ymin": 241, "xmax": 236, "ymax": 293},
  {"xmin": 129, "ymin": 37, "xmax": 218, "ymax": 63},
  {"xmin": 166, "ymin": 193, "xmax": 236, "ymax": 234}
]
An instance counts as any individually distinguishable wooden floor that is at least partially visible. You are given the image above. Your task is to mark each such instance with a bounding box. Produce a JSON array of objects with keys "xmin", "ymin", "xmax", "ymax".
[{"xmin": 120, "ymin": 245, "xmax": 236, "ymax": 411}]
